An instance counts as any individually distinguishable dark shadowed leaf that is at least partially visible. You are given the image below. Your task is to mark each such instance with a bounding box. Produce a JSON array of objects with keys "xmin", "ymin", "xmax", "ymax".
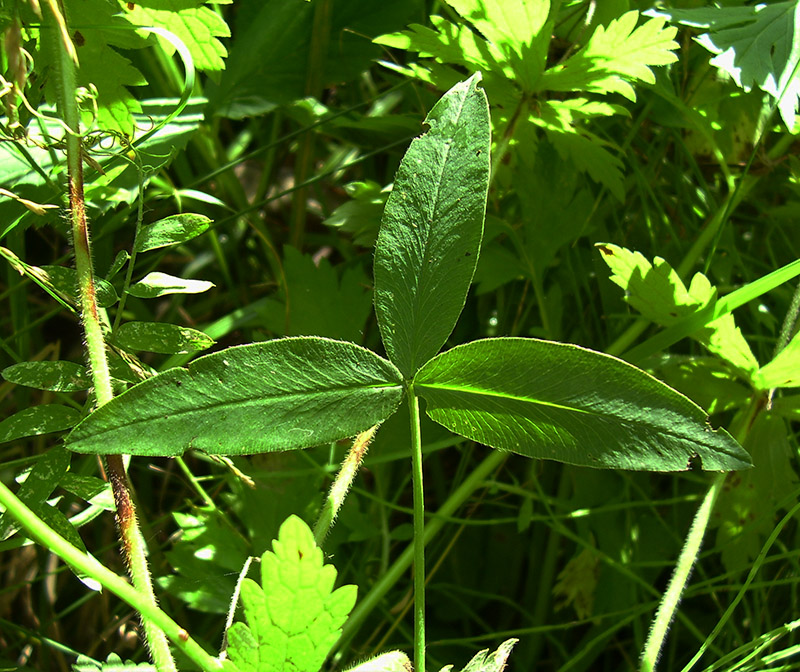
[
  {"xmin": 3, "ymin": 360, "xmax": 91, "ymax": 391},
  {"xmin": 65, "ymin": 337, "xmax": 404, "ymax": 457},
  {"xmin": 374, "ymin": 73, "xmax": 490, "ymax": 378},
  {"xmin": 413, "ymin": 338, "xmax": 751, "ymax": 471},
  {"xmin": 0, "ymin": 406, "xmax": 80, "ymax": 444},
  {"xmin": 115, "ymin": 321, "xmax": 215, "ymax": 355}
]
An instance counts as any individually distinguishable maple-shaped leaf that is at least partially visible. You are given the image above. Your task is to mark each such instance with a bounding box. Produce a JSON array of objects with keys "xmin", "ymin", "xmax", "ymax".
[
  {"xmin": 597, "ymin": 243, "xmax": 759, "ymax": 376},
  {"xmin": 123, "ymin": 0, "xmax": 230, "ymax": 75},
  {"xmin": 223, "ymin": 515, "xmax": 357, "ymax": 672},
  {"xmin": 650, "ymin": 2, "xmax": 800, "ymax": 129},
  {"xmin": 541, "ymin": 11, "xmax": 678, "ymax": 100}
]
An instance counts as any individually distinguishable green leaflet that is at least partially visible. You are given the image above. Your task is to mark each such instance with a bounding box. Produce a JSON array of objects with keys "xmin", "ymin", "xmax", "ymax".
[
  {"xmin": 0, "ymin": 447, "xmax": 70, "ymax": 540},
  {"xmin": 223, "ymin": 516, "xmax": 357, "ymax": 672},
  {"xmin": 127, "ymin": 272, "xmax": 215, "ymax": 299},
  {"xmin": 413, "ymin": 338, "xmax": 751, "ymax": 471},
  {"xmin": 0, "ymin": 405, "xmax": 80, "ymax": 444},
  {"xmin": 65, "ymin": 337, "xmax": 404, "ymax": 457},
  {"xmin": 115, "ymin": 321, "xmax": 215, "ymax": 355},
  {"xmin": 135, "ymin": 214, "xmax": 212, "ymax": 252},
  {"xmin": 374, "ymin": 73, "xmax": 490, "ymax": 378},
  {"xmin": 3, "ymin": 360, "xmax": 90, "ymax": 392}
]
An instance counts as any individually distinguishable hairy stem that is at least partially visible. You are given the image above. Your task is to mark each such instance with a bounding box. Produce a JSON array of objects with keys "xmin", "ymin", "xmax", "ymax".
[
  {"xmin": 314, "ymin": 425, "xmax": 378, "ymax": 545},
  {"xmin": 43, "ymin": 3, "xmax": 175, "ymax": 669},
  {"xmin": 640, "ymin": 395, "xmax": 762, "ymax": 672},
  {"xmin": 0, "ymin": 479, "xmax": 223, "ymax": 671}
]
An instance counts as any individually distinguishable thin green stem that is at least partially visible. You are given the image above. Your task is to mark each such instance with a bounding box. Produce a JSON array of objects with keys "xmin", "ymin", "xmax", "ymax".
[
  {"xmin": 314, "ymin": 426, "xmax": 378, "ymax": 545},
  {"xmin": 639, "ymin": 473, "xmax": 724, "ymax": 672},
  {"xmin": 0, "ymin": 479, "xmax": 224, "ymax": 671},
  {"xmin": 640, "ymin": 396, "xmax": 763, "ymax": 672},
  {"xmin": 408, "ymin": 390, "xmax": 426, "ymax": 672},
  {"xmin": 334, "ymin": 450, "xmax": 507, "ymax": 658}
]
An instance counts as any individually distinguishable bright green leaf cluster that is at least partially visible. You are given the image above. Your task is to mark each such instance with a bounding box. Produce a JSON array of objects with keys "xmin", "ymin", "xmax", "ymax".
[
  {"xmin": 222, "ymin": 516, "xmax": 357, "ymax": 672},
  {"xmin": 376, "ymin": 1, "xmax": 679, "ymax": 199}
]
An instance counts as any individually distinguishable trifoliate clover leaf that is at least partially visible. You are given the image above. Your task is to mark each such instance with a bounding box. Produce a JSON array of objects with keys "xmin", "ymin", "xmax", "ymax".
[{"xmin": 223, "ymin": 515, "xmax": 357, "ymax": 672}]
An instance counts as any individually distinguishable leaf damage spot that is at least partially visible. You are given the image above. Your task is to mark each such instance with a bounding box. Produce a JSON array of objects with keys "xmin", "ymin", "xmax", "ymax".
[{"xmin": 597, "ymin": 244, "xmax": 614, "ymax": 256}]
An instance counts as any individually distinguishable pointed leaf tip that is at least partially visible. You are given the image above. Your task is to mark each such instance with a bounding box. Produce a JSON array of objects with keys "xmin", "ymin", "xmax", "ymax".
[
  {"xmin": 414, "ymin": 338, "xmax": 751, "ymax": 472},
  {"xmin": 374, "ymin": 73, "xmax": 491, "ymax": 378}
]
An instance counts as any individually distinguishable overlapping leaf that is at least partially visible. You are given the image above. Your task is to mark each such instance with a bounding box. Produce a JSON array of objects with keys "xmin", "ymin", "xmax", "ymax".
[
  {"xmin": 541, "ymin": 11, "xmax": 679, "ymax": 100},
  {"xmin": 413, "ymin": 338, "xmax": 751, "ymax": 471},
  {"xmin": 65, "ymin": 337, "xmax": 404, "ymax": 456}
]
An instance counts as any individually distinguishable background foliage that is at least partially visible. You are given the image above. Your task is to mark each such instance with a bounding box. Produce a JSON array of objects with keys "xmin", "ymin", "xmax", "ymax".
[{"xmin": 1, "ymin": 1, "xmax": 799, "ymax": 671}]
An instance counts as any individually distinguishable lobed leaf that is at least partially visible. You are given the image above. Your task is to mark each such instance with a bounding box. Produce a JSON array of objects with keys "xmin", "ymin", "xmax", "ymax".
[
  {"xmin": 753, "ymin": 331, "xmax": 800, "ymax": 390},
  {"xmin": 124, "ymin": 0, "xmax": 230, "ymax": 74},
  {"xmin": 65, "ymin": 337, "xmax": 404, "ymax": 457},
  {"xmin": 413, "ymin": 338, "xmax": 751, "ymax": 471},
  {"xmin": 651, "ymin": 2, "xmax": 800, "ymax": 128},
  {"xmin": 597, "ymin": 243, "xmax": 759, "ymax": 375},
  {"xmin": 541, "ymin": 11, "xmax": 679, "ymax": 101},
  {"xmin": 438, "ymin": 638, "xmax": 518, "ymax": 672},
  {"xmin": 224, "ymin": 515, "xmax": 357, "ymax": 672},
  {"xmin": 374, "ymin": 73, "xmax": 490, "ymax": 378}
]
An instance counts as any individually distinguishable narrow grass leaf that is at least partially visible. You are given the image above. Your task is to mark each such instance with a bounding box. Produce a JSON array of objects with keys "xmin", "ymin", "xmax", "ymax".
[
  {"xmin": 413, "ymin": 338, "xmax": 751, "ymax": 471},
  {"xmin": 374, "ymin": 73, "xmax": 490, "ymax": 378},
  {"xmin": 3, "ymin": 360, "xmax": 91, "ymax": 391},
  {"xmin": 65, "ymin": 337, "xmax": 404, "ymax": 457},
  {"xmin": 127, "ymin": 272, "xmax": 215, "ymax": 299},
  {"xmin": 224, "ymin": 515, "xmax": 357, "ymax": 672},
  {"xmin": 115, "ymin": 321, "xmax": 215, "ymax": 355},
  {"xmin": 135, "ymin": 214, "xmax": 211, "ymax": 253}
]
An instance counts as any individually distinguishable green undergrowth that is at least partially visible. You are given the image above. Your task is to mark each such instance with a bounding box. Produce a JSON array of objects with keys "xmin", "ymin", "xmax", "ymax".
[{"xmin": 1, "ymin": 2, "xmax": 799, "ymax": 672}]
